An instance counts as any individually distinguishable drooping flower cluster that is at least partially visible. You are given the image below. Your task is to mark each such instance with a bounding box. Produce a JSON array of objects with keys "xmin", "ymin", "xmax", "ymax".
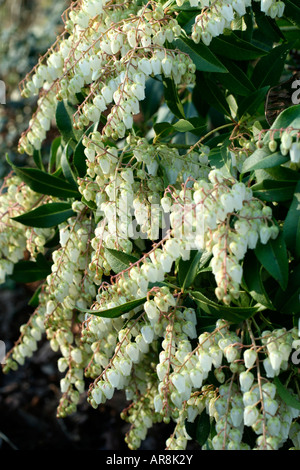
[
  {"xmin": 18, "ymin": 0, "xmax": 195, "ymax": 155},
  {"xmin": 165, "ymin": 169, "xmax": 278, "ymax": 304},
  {"xmin": 278, "ymin": 129, "xmax": 300, "ymax": 165},
  {"xmin": 1, "ymin": 0, "xmax": 299, "ymax": 453},
  {"xmin": 3, "ymin": 209, "xmax": 97, "ymax": 415},
  {"xmin": 0, "ymin": 174, "xmax": 54, "ymax": 284},
  {"xmin": 190, "ymin": 0, "xmax": 285, "ymax": 46}
]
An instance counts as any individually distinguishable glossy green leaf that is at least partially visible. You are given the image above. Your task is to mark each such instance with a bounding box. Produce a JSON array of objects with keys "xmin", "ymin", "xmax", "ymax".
[
  {"xmin": 140, "ymin": 77, "xmax": 164, "ymax": 121},
  {"xmin": 263, "ymin": 105, "xmax": 300, "ymax": 145},
  {"xmin": 195, "ymin": 411, "xmax": 211, "ymax": 447},
  {"xmin": 215, "ymin": 59, "xmax": 256, "ymax": 97},
  {"xmin": 274, "ymin": 377, "xmax": 300, "ymax": 411},
  {"xmin": 48, "ymin": 136, "xmax": 62, "ymax": 173},
  {"xmin": 61, "ymin": 140, "xmax": 78, "ymax": 188},
  {"xmin": 104, "ymin": 248, "xmax": 139, "ymax": 274},
  {"xmin": 195, "ymin": 72, "xmax": 232, "ymax": 117},
  {"xmin": 33, "ymin": 149, "xmax": 44, "ymax": 171},
  {"xmin": 251, "ymin": 179, "xmax": 296, "ymax": 202},
  {"xmin": 73, "ymin": 122, "xmax": 99, "ymax": 178},
  {"xmin": 78, "ymin": 297, "xmax": 147, "ymax": 318},
  {"xmin": 241, "ymin": 148, "xmax": 288, "ymax": 173},
  {"xmin": 274, "ymin": 263, "xmax": 300, "ymax": 315},
  {"xmin": 190, "ymin": 291, "xmax": 264, "ymax": 323},
  {"xmin": 251, "ymin": 43, "xmax": 291, "ymax": 88},
  {"xmin": 253, "ymin": 3, "xmax": 284, "ymax": 42},
  {"xmin": 28, "ymin": 285, "xmax": 42, "ymax": 308},
  {"xmin": 178, "ymin": 250, "xmax": 203, "ymax": 291},
  {"xmin": 12, "ymin": 202, "xmax": 75, "ymax": 228},
  {"xmin": 154, "ymin": 118, "xmax": 206, "ymax": 140},
  {"xmin": 254, "ymin": 233, "xmax": 289, "ymax": 291},
  {"xmin": 283, "ymin": 180, "xmax": 300, "ymax": 258},
  {"xmin": 6, "ymin": 155, "xmax": 79, "ymax": 198},
  {"xmin": 210, "ymin": 33, "xmax": 267, "ymax": 60},
  {"xmin": 56, "ymin": 100, "xmax": 81, "ymax": 146},
  {"xmin": 10, "ymin": 254, "xmax": 52, "ymax": 284},
  {"xmin": 237, "ymin": 86, "xmax": 269, "ymax": 118},
  {"xmin": 162, "ymin": 77, "xmax": 185, "ymax": 119},
  {"xmin": 243, "ymin": 254, "xmax": 274, "ymax": 310},
  {"xmin": 283, "ymin": 0, "xmax": 300, "ymax": 28},
  {"xmin": 173, "ymin": 36, "xmax": 228, "ymax": 73}
]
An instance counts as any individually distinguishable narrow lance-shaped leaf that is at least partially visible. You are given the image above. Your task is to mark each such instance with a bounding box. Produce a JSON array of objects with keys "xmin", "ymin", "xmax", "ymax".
[
  {"xmin": 190, "ymin": 290, "xmax": 264, "ymax": 323},
  {"xmin": 78, "ymin": 297, "xmax": 147, "ymax": 318},
  {"xmin": 254, "ymin": 232, "xmax": 289, "ymax": 291},
  {"xmin": 178, "ymin": 250, "xmax": 203, "ymax": 291},
  {"xmin": 12, "ymin": 202, "xmax": 75, "ymax": 228},
  {"xmin": 6, "ymin": 154, "xmax": 80, "ymax": 199},
  {"xmin": 61, "ymin": 139, "xmax": 78, "ymax": 188},
  {"xmin": 274, "ymin": 377, "xmax": 300, "ymax": 411},
  {"xmin": 104, "ymin": 248, "xmax": 139, "ymax": 274},
  {"xmin": 10, "ymin": 254, "xmax": 52, "ymax": 284},
  {"xmin": 173, "ymin": 36, "xmax": 228, "ymax": 73}
]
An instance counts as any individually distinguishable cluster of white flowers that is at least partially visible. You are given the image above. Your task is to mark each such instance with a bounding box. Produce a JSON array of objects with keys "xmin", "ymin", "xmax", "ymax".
[
  {"xmin": 78, "ymin": 132, "xmax": 212, "ymax": 286},
  {"xmin": 209, "ymin": 326, "xmax": 300, "ymax": 450},
  {"xmin": 3, "ymin": 210, "xmax": 97, "ymax": 417},
  {"xmin": 0, "ymin": 175, "xmax": 54, "ymax": 284},
  {"xmin": 18, "ymin": 0, "xmax": 196, "ymax": 154},
  {"xmin": 81, "ymin": 302, "xmax": 300, "ymax": 450},
  {"xmin": 262, "ymin": 328, "xmax": 299, "ymax": 377},
  {"xmin": 3, "ymin": 301, "xmax": 47, "ymax": 373},
  {"xmin": 3, "ymin": 0, "xmax": 299, "ymax": 452},
  {"xmin": 165, "ymin": 169, "xmax": 278, "ymax": 303},
  {"xmin": 190, "ymin": 0, "xmax": 285, "ymax": 46},
  {"xmin": 278, "ymin": 130, "xmax": 300, "ymax": 165}
]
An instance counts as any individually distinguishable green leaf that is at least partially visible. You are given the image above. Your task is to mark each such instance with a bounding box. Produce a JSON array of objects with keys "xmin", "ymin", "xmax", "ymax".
[
  {"xmin": 274, "ymin": 377, "xmax": 300, "ymax": 411},
  {"xmin": 251, "ymin": 179, "xmax": 296, "ymax": 202},
  {"xmin": 242, "ymin": 254, "xmax": 274, "ymax": 310},
  {"xmin": 274, "ymin": 263, "xmax": 300, "ymax": 315},
  {"xmin": 33, "ymin": 149, "xmax": 44, "ymax": 171},
  {"xmin": 237, "ymin": 87, "xmax": 269, "ymax": 118},
  {"xmin": 190, "ymin": 291, "xmax": 264, "ymax": 323},
  {"xmin": 195, "ymin": 411, "xmax": 211, "ymax": 447},
  {"xmin": 195, "ymin": 72, "xmax": 232, "ymax": 117},
  {"xmin": 140, "ymin": 77, "xmax": 164, "ymax": 121},
  {"xmin": 56, "ymin": 100, "xmax": 81, "ymax": 146},
  {"xmin": 12, "ymin": 202, "xmax": 75, "ymax": 228},
  {"xmin": 260, "ymin": 166, "xmax": 300, "ymax": 183},
  {"xmin": 10, "ymin": 254, "xmax": 52, "ymax": 284},
  {"xmin": 78, "ymin": 297, "xmax": 147, "ymax": 318},
  {"xmin": 48, "ymin": 136, "xmax": 62, "ymax": 173},
  {"xmin": 173, "ymin": 36, "xmax": 228, "ymax": 73},
  {"xmin": 263, "ymin": 105, "xmax": 300, "ymax": 145},
  {"xmin": 251, "ymin": 43, "xmax": 291, "ymax": 89},
  {"xmin": 162, "ymin": 77, "xmax": 185, "ymax": 119},
  {"xmin": 210, "ymin": 33, "xmax": 268, "ymax": 60},
  {"xmin": 241, "ymin": 148, "xmax": 288, "ymax": 173},
  {"xmin": 104, "ymin": 248, "xmax": 139, "ymax": 274},
  {"xmin": 6, "ymin": 155, "xmax": 80, "ymax": 199},
  {"xmin": 154, "ymin": 118, "xmax": 206, "ymax": 140},
  {"xmin": 283, "ymin": 180, "xmax": 300, "ymax": 258},
  {"xmin": 215, "ymin": 59, "xmax": 256, "ymax": 97},
  {"xmin": 185, "ymin": 409, "xmax": 210, "ymax": 446},
  {"xmin": 254, "ymin": 233, "xmax": 289, "ymax": 291},
  {"xmin": 178, "ymin": 250, "xmax": 203, "ymax": 291},
  {"xmin": 283, "ymin": 0, "xmax": 300, "ymax": 28},
  {"xmin": 28, "ymin": 285, "xmax": 42, "ymax": 308},
  {"xmin": 253, "ymin": 3, "xmax": 285, "ymax": 42},
  {"xmin": 73, "ymin": 122, "xmax": 98, "ymax": 178},
  {"xmin": 61, "ymin": 140, "xmax": 78, "ymax": 188}
]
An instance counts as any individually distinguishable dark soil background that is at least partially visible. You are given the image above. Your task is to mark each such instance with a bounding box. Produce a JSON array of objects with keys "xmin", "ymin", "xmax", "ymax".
[{"xmin": 0, "ymin": 284, "xmax": 199, "ymax": 451}]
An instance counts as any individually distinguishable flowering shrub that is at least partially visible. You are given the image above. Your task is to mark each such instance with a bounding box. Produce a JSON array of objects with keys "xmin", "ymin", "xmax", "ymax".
[{"xmin": 1, "ymin": 0, "xmax": 300, "ymax": 450}]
